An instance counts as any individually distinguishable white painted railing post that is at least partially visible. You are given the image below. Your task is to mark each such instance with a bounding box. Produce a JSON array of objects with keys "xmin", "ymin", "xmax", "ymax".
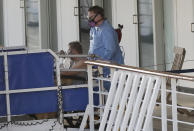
[
  {"xmin": 79, "ymin": 105, "xmax": 90, "ymax": 131},
  {"xmin": 122, "ymin": 75, "xmax": 141, "ymax": 131},
  {"xmin": 113, "ymin": 73, "xmax": 134, "ymax": 131},
  {"xmin": 87, "ymin": 65, "xmax": 95, "ymax": 131},
  {"xmin": 143, "ymin": 78, "xmax": 161, "ymax": 130},
  {"xmin": 99, "ymin": 71, "xmax": 121, "ymax": 131},
  {"xmin": 161, "ymin": 77, "xmax": 167, "ymax": 131},
  {"xmin": 4, "ymin": 53, "xmax": 11, "ymax": 122},
  {"xmin": 128, "ymin": 75, "xmax": 148, "ymax": 130},
  {"xmin": 106, "ymin": 72, "xmax": 126, "ymax": 130},
  {"xmin": 171, "ymin": 78, "xmax": 178, "ymax": 131},
  {"xmin": 133, "ymin": 77, "xmax": 154, "ymax": 131},
  {"xmin": 98, "ymin": 66, "xmax": 104, "ymax": 119}
]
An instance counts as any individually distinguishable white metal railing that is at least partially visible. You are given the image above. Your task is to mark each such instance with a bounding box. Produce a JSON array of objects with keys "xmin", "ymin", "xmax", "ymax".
[
  {"xmin": 0, "ymin": 49, "xmax": 91, "ymax": 130},
  {"xmin": 80, "ymin": 60, "xmax": 194, "ymax": 131},
  {"xmin": 0, "ymin": 49, "xmax": 62, "ymax": 123},
  {"xmin": 0, "ymin": 49, "xmax": 90, "ymax": 119}
]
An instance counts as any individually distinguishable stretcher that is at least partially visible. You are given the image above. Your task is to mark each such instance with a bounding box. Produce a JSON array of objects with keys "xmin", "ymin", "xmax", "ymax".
[{"xmin": 0, "ymin": 48, "xmax": 98, "ymax": 129}]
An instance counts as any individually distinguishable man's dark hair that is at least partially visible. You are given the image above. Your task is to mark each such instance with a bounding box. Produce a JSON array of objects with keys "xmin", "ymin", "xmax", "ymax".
[
  {"xmin": 68, "ymin": 41, "xmax": 83, "ymax": 54},
  {"xmin": 88, "ymin": 6, "xmax": 104, "ymax": 18}
]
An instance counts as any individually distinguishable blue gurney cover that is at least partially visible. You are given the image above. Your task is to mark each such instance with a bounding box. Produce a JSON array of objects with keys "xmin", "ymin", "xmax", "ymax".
[
  {"xmin": 0, "ymin": 52, "xmax": 57, "ymax": 116},
  {"xmin": 62, "ymin": 87, "xmax": 99, "ymax": 112}
]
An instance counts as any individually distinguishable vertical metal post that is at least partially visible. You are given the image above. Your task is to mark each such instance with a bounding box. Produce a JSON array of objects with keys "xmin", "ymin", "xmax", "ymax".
[
  {"xmin": 98, "ymin": 66, "xmax": 104, "ymax": 119},
  {"xmin": 4, "ymin": 53, "xmax": 11, "ymax": 121},
  {"xmin": 110, "ymin": 68, "xmax": 115, "ymax": 80},
  {"xmin": 161, "ymin": 77, "xmax": 167, "ymax": 131},
  {"xmin": 171, "ymin": 78, "xmax": 178, "ymax": 131},
  {"xmin": 56, "ymin": 56, "xmax": 64, "ymax": 128},
  {"xmin": 88, "ymin": 65, "xmax": 95, "ymax": 131}
]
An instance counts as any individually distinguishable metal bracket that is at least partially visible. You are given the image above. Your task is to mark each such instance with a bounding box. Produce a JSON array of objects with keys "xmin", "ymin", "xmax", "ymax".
[
  {"xmin": 191, "ymin": 23, "xmax": 194, "ymax": 32},
  {"xmin": 133, "ymin": 14, "xmax": 138, "ymax": 24},
  {"xmin": 74, "ymin": 7, "xmax": 79, "ymax": 16}
]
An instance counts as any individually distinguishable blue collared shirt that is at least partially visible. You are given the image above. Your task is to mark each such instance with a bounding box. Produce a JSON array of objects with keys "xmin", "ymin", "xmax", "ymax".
[{"xmin": 89, "ymin": 20, "xmax": 124, "ymax": 65}]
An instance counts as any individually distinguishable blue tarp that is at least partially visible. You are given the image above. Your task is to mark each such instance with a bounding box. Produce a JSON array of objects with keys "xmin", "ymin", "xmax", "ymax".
[{"xmin": 62, "ymin": 87, "xmax": 99, "ymax": 112}]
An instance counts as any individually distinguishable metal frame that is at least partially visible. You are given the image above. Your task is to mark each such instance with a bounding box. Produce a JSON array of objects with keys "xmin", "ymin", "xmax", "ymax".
[
  {"xmin": 0, "ymin": 49, "xmax": 90, "ymax": 119},
  {"xmin": 0, "ymin": 49, "xmax": 62, "ymax": 122},
  {"xmin": 80, "ymin": 60, "xmax": 194, "ymax": 131},
  {"xmin": 0, "ymin": 49, "xmax": 91, "ymax": 130}
]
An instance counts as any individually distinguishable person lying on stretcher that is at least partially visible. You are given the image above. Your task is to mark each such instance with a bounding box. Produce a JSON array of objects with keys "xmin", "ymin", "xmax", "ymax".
[{"xmin": 34, "ymin": 42, "xmax": 87, "ymax": 120}]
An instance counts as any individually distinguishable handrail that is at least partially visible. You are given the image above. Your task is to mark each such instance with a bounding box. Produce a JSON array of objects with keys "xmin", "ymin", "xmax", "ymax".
[
  {"xmin": 85, "ymin": 60, "xmax": 194, "ymax": 81},
  {"xmin": 58, "ymin": 54, "xmax": 89, "ymax": 58}
]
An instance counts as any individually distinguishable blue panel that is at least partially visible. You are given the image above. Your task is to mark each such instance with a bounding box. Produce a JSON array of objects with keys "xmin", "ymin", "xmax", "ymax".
[
  {"xmin": 8, "ymin": 53, "xmax": 54, "ymax": 90},
  {"xmin": 62, "ymin": 88, "xmax": 89, "ymax": 111},
  {"xmin": 62, "ymin": 87, "xmax": 99, "ymax": 112},
  {"xmin": 0, "ymin": 95, "xmax": 6, "ymax": 116},
  {"xmin": 0, "ymin": 56, "xmax": 5, "ymax": 91},
  {"xmin": 10, "ymin": 91, "xmax": 57, "ymax": 115},
  {"xmin": 7, "ymin": 52, "xmax": 57, "ymax": 115},
  {"xmin": 0, "ymin": 52, "xmax": 100, "ymax": 115}
]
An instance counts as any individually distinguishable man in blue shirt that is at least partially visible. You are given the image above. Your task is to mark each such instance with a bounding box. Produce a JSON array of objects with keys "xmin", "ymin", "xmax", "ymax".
[
  {"xmin": 88, "ymin": 6, "xmax": 124, "ymax": 65},
  {"xmin": 88, "ymin": 6, "xmax": 124, "ymax": 90}
]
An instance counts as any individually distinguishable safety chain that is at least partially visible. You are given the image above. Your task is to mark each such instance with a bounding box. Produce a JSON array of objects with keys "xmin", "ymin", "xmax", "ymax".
[
  {"xmin": 49, "ymin": 120, "xmax": 58, "ymax": 131},
  {"xmin": 0, "ymin": 119, "xmax": 49, "ymax": 130},
  {"xmin": 0, "ymin": 85, "xmax": 64, "ymax": 131},
  {"xmin": 57, "ymin": 85, "xmax": 64, "ymax": 126}
]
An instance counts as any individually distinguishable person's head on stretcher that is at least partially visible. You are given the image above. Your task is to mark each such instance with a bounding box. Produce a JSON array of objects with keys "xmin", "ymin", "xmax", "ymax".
[
  {"xmin": 60, "ymin": 41, "xmax": 86, "ymax": 76},
  {"xmin": 68, "ymin": 41, "xmax": 83, "ymax": 62}
]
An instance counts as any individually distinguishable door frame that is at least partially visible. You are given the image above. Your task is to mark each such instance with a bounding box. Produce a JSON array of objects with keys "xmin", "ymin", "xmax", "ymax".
[
  {"xmin": 152, "ymin": 0, "xmax": 165, "ymax": 71},
  {"xmin": 112, "ymin": 0, "xmax": 165, "ymax": 69}
]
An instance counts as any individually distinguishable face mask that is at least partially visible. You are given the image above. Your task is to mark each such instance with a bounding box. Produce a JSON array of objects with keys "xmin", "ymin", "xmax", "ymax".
[
  {"xmin": 88, "ymin": 20, "xmax": 96, "ymax": 27},
  {"xmin": 88, "ymin": 14, "xmax": 98, "ymax": 27}
]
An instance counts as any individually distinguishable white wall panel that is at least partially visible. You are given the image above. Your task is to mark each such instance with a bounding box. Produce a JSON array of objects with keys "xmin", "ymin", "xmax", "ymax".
[
  {"xmin": 57, "ymin": 0, "xmax": 79, "ymax": 52},
  {"xmin": 112, "ymin": 0, "xmax": 139, "ymax": 66},
  {"xmin": 176, "ymin": 0, "xmax": 194, "ymax": 87}
]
